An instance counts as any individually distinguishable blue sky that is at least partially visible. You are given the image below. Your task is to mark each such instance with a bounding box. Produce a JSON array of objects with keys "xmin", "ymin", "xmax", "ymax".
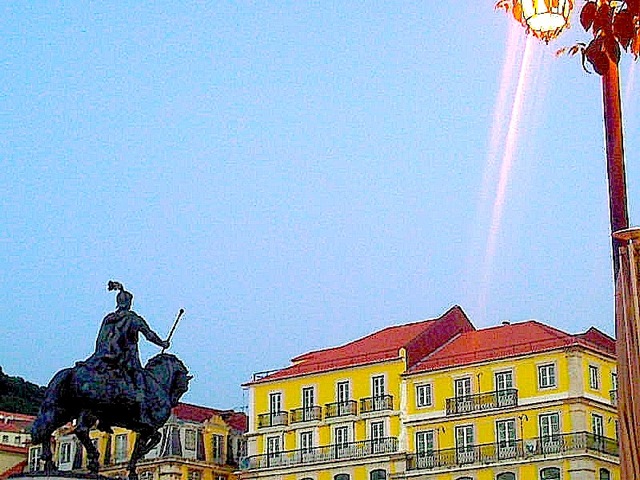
[{"xmin": 1, "ymin": 2, "xmax": 639, "ymax": 411}]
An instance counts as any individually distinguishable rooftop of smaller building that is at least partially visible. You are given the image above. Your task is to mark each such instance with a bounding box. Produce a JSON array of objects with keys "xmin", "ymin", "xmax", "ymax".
[{"xmin": 0, "ymin": 412, "xmax": 35, "ymax": 434}]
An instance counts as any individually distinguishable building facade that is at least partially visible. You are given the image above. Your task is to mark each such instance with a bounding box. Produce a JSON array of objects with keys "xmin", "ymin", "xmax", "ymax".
[
  {"xmin": 240, "ymin": 307, "xmax": 619, "ymax": 480},
  {"xmin": 0, "ymin": 411, "xmax": 34, "ymax": 480},
  {"xmin": 29, "ymin": 402, "xmax": 247, "ymax": 480}
]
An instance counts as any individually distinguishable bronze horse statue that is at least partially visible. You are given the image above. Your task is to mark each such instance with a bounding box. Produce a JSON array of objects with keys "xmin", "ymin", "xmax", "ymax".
[{"xmin": 31, "ymin": 353, "xmax": 191, "ymax": 479}]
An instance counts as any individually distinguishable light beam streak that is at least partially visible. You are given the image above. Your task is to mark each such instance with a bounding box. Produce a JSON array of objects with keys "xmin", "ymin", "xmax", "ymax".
[{"xmin": 477, "ymin": 35, "xmax": 536, "ymax": 319}]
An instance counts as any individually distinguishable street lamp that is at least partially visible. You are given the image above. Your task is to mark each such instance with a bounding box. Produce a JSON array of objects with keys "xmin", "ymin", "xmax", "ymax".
[
  {"xmin": 499, "ymin": 0, "xmax": 574, "ymax": 42},
  {"xmin": 498, "ymin": 0, "xmax": 639, "ymax": 477}
]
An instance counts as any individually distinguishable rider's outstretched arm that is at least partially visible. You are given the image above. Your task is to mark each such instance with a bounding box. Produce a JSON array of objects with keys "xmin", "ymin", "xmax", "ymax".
[{"xmin": 137, "ymin": 315, "xmax": 170, "ymax": 350}]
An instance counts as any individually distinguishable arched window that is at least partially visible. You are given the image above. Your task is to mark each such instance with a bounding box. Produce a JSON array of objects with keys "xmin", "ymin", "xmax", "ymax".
[
  {"xmin": 540, "ymin": 467, "xmax": 561, "ymax": 480},
  {"xmin": 497, "ymin": 473, "xmax": 516, "ymax": 480},
  {"xmin": 300, "ymin": 478, "xmax": 314, "ymax": 480},
  {"xmin": 599, "ymin": 469, "xmax": 611, "ymax": 480},
  {"xmin": 456, "ymin": 477, "xmax": 473, "ymax": 480},
  {"xmin": 370, "ymin": 470, "xmax": 386, "ymax": 480},
  {"xmin": 334, "ymin": 475, "xmax": 350, "ymax": 480}
]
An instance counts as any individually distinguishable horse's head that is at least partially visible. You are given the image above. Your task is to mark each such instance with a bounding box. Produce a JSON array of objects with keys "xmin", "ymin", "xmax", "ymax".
[{"xmin": 146, "ymin": 353, "xmax": 192, "ymax": 406}]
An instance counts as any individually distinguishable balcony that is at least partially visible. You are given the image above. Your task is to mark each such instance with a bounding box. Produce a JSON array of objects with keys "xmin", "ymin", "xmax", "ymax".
[
  {"xmin": 257, "ymin": 411, "xmax": 289, "ymax": 428},
  {"xmin": 406, "ymin": 432, "xmax": 618, "ymax": 472},
  {"xmin": 445, "ymin": 389, "xmax": 517, "ymax": 415},
  {"xmin": 240, "ymin": 437, "xmax": 398, "ymax": 470},
  {"xmin": 360, "ymin": 395, "xmax": 393, "ymax": 413},
  {"xmin": 610, "ymin": 389, "xmax": 617, "ymax": 406},
  {"xmin": 325, "ymin": 401, "xmax": 358, "ymax": 418},
  {"xmin": 290, "ymin": 406, "xmax": 322, "ymax": 423}
]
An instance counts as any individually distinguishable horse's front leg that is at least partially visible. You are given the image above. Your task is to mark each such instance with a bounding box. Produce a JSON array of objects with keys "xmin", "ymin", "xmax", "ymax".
[
  {"xmin": 74, "ymin": 411, "xmax": 100, "ymax": 474},
  {"xmin": 128, "ymin": 429, "xmax": 158, "ymax": 480},
  {"xmin": 40, "ymin": 437, "xmax": 56, "ymax": 473}
]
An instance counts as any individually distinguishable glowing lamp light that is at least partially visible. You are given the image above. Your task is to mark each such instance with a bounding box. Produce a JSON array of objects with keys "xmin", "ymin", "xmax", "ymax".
[{"xmin": 512, "ymin": 0, "xmax": 574, "ymax": 42}]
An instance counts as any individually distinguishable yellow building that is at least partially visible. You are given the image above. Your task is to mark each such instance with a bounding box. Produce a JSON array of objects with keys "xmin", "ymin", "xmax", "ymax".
[
  {"xmin": 0, "ymin": 411, "xmax": 34, "ymax": 480},
  {"xmin": 29, "ymin": 402, "xmax": 247, "ymax": 480},
  {"xmin": 240, "ymin": 307, "xmax": 619, "ymax": 480},
  {"xmin": 240, "ymin": 306, "xmax": 474, "ymax": 480},
  {"xmin": 402, "ymin": 320, "xmax": 618, "ymax": 480}
]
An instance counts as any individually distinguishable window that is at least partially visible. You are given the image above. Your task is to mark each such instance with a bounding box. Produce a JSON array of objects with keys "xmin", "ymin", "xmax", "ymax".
[
  {"xmin": 337, "ymin": 381, "xmax": 350, "ymax": 402},
  {"xmin": 456, "ymin": 477, "xmax": 474, "ymax": 480},
  {"xmin": 599, "ymin": 468, "xmax": 611, "ymax": 480},
  {"xmin": 611, "ymin": 372, "xmax": 617, "ymax": 390},
  {"xmin": 538, "ymin": 364, "xmax": 556, "ymax": 389},
  {"xmin": 269, "ymin": 392, "xmax": 282, "ymax": 413},
  {"xmin": 29, "ymin": 446, "xmax": 41, "ymax": 472},
  {"xmin": 455, "ymin": 377, "xmax": 472, "ymax": 397},
  {"xmin": 540, "ymin": 467, "xmax": 561, "ymax": 480},
  {"xmin": 211, "ymin": 434, "xmax": 224, "ymax": 463},
  {"xmin": 1, "ymin": 435, "xmax": 8, "ymax": 443},
  {"xmin": 335, "ymin": 426, "xmax": 349, "ymax": 447},
  {"xmin": 140, "ymin": 471, "xmax": 153, "ymax": 480},
  {"xmin": 416, "ymin": 430, "xmax": 434, "ymax": 455},
  {"xmin": 300, "ymin": 431, "xmax": 313, "ymax": 453},
  {"xmin": 14, "ymin": 436, "xmax": 21, "ymax": 445},
  {"xmin": 59, "ymin": 442, "xmax": 72, "ymax": 463},
  {"xmin": 372, "ymin": 375, "xmax": 385, "ymax": 397},
  {"xmin": 455, "ymin": 425, "xmax": 474, "ymax": 463},
  {"xmin": 185, "ymin": 429, "xmax": 196, "ymax": 450},
  {"xmin": 592, "ymin": 413, "xmax": 604, "ymax": 437},
  {"xmin": 496, "ymin": 473, "xmax": 516, "ymax": 480},
  {"xmin": 496, "ymin": 419, "xmax": 516, "ymax": 450},
  {"xmin": 371, "ymin": 421, "xmax": 384, "ymax": 442},
  {"xmin": 188, "ymin": 470, "xmax": 201, "ymax": 480},
  {"xmin": 115, "ymin": 434, "xmax": 128, "ymax": 462},
  {"xmin": 539, "ymin": 413, "xmax": 560, "ymax": 439},
  {"xmin": 370, "ymin": 470, "xmax": 387, "ymax": 480},
  {"xmin": 495, "ymin": 371, "xmax": 514, "ymax": 391},
  {"xmin": 266, "ymin": 436, "xmax": 280, "ymax": 456},
  {"xmin": 334, "ymin": 475, "xmax": 350, "ymax": 480},
  {"xmin": 589, "ymin": 365, "xmax": 600, "ymax": 390},
  {"xmin": 416, "ymin": 384, "xmax": 432, "ymax": 407}
]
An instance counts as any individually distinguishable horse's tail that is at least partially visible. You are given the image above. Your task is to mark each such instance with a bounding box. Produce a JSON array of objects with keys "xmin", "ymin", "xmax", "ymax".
[{"xmin": 30, "ymin": 367, "xmax": 73, "ymax": 445}]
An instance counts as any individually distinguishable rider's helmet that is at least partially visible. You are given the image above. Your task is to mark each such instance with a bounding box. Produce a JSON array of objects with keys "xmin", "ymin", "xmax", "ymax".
[{"xmin": 108, "ymin": 280, "xmax": 133, "ymax": 310}]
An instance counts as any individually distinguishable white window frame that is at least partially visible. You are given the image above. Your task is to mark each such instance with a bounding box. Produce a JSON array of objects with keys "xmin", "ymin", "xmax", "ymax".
[
  {"xmin": 416, "ymin": 383, "xmax": 433, "ymax": 408},
  {"xmin": 269, "ymin": 392, "xmax": 283, "ymax": 413},
  {"xmin": 29, "ymin": 446, "xmax": 41, "ymax": 472},
  {"xmin": 416, "ymin": 430, "xmax": 434, "ymax": 455},
  {"xmin": 211, "ymin": 434, "xmax": 224, "ymax": 463},
  {"xmin": 184, "ymin": 428, "xmax": 196, "ymax": 450},
  {"xmin": 495, "ymin": 370, "xmax": 514, "ymax": 391},
  {"xmin": 538, "ymin": 363, "xmax": 557, "ymax": 389},
  {"xmin": 266, "ymin": 436, "xmax": 280, "ymax": 456},
  {"xmin": 539, "ymin": 412, "xmax": 560, "ymax": 443},
  {"xmin": 372, "ymin": 375, "xmax": 386, "ymax": 398},
  {"xmin": 370, "ymin": 421, "xmax": 385, "ymax": 441},
  {"xmin": 59, "ymin": 441, "xmax": 72, "ymax": 464},
  {"xmin": 334, "ymin": 425, "xmax": 350, "ymax": 447},
  {"xmin": 454, "ymin": 377, "xmax": 472, "ymax": 397},
  {"xmin": 592, "ymin": 413, "xmax": 604, "ymax": 437},
  {"xmin": 589, "ymin": 365, "xmax": 600, "ymax": 390},
  {"xmin": 115, "ymin": 433, "xmax": 128, "ymax": 463},
  {"xmin": 299, "ymin": 431, "xmax": 313, "ymax": 453}
]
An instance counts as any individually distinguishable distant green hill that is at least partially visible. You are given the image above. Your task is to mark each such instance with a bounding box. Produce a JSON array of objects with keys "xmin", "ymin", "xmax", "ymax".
[{"xmin": 0, "ymin": 366, "xmax": 45, "ymax": 415}]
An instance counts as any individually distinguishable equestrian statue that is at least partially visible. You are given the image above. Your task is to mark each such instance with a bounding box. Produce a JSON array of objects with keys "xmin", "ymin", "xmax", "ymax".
[{"xmin": 31, "ymin": 281, "xmax": 191, "ymax": 480}]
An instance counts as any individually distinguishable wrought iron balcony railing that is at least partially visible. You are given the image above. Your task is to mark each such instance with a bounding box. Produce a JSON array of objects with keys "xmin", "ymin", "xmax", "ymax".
[
  {"xmin": 290, "ymin": 406, "xmax": 322, "ymax": 423},
  {"xmin": 257, "ymin": 411, "xmax": 289, "ymax": 428},
  {"xmin": 610, "ymin": 389, "xmax": 617, "ymax": 406},
  {"xmin": 360, "ymin": 395, "xmax": 393, "ymax": 413},
  {"xmin": 240, "ymin": 437, "xmax": 398, "ymax": 470},
  {"xmin": 325, "ymin": 400, "xmax": 358, "ymax": 418},
  {"xmin": 445, "ymin": 389, "xmax": 517, "ymax": 415},
  {"xmin": 406, "ymin": 432, "xmax": 618, "ymax": 471}
]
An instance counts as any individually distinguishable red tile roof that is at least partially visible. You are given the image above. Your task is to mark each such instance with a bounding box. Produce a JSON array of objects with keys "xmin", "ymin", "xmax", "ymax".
[
  {"xmin": 249, "ymin": 306, "xmax": 474, "ymax": 383},
  {"xmin": 406, "ymin": 320, "xmax": 616, "ymax": 373},
  {"xmin": 172, "ymin": 403, "xmax": 247, "ymax": 432},
  {"xmin": 0, "ymin": 460, "xmax": 26, "ymax": 480},
  {"xmin": 0, "ymin": 443, "xmax": 28, "ymax": 455},
  {"xmin": 0, "ymin": 412, "xmax": 35, "ymax": 434}
]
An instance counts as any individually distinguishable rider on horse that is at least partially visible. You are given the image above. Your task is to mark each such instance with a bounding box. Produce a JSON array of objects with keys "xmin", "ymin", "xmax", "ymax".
[{"xmin": 84, "ymin": 281, "xmax": 170, "ymax": 427}]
